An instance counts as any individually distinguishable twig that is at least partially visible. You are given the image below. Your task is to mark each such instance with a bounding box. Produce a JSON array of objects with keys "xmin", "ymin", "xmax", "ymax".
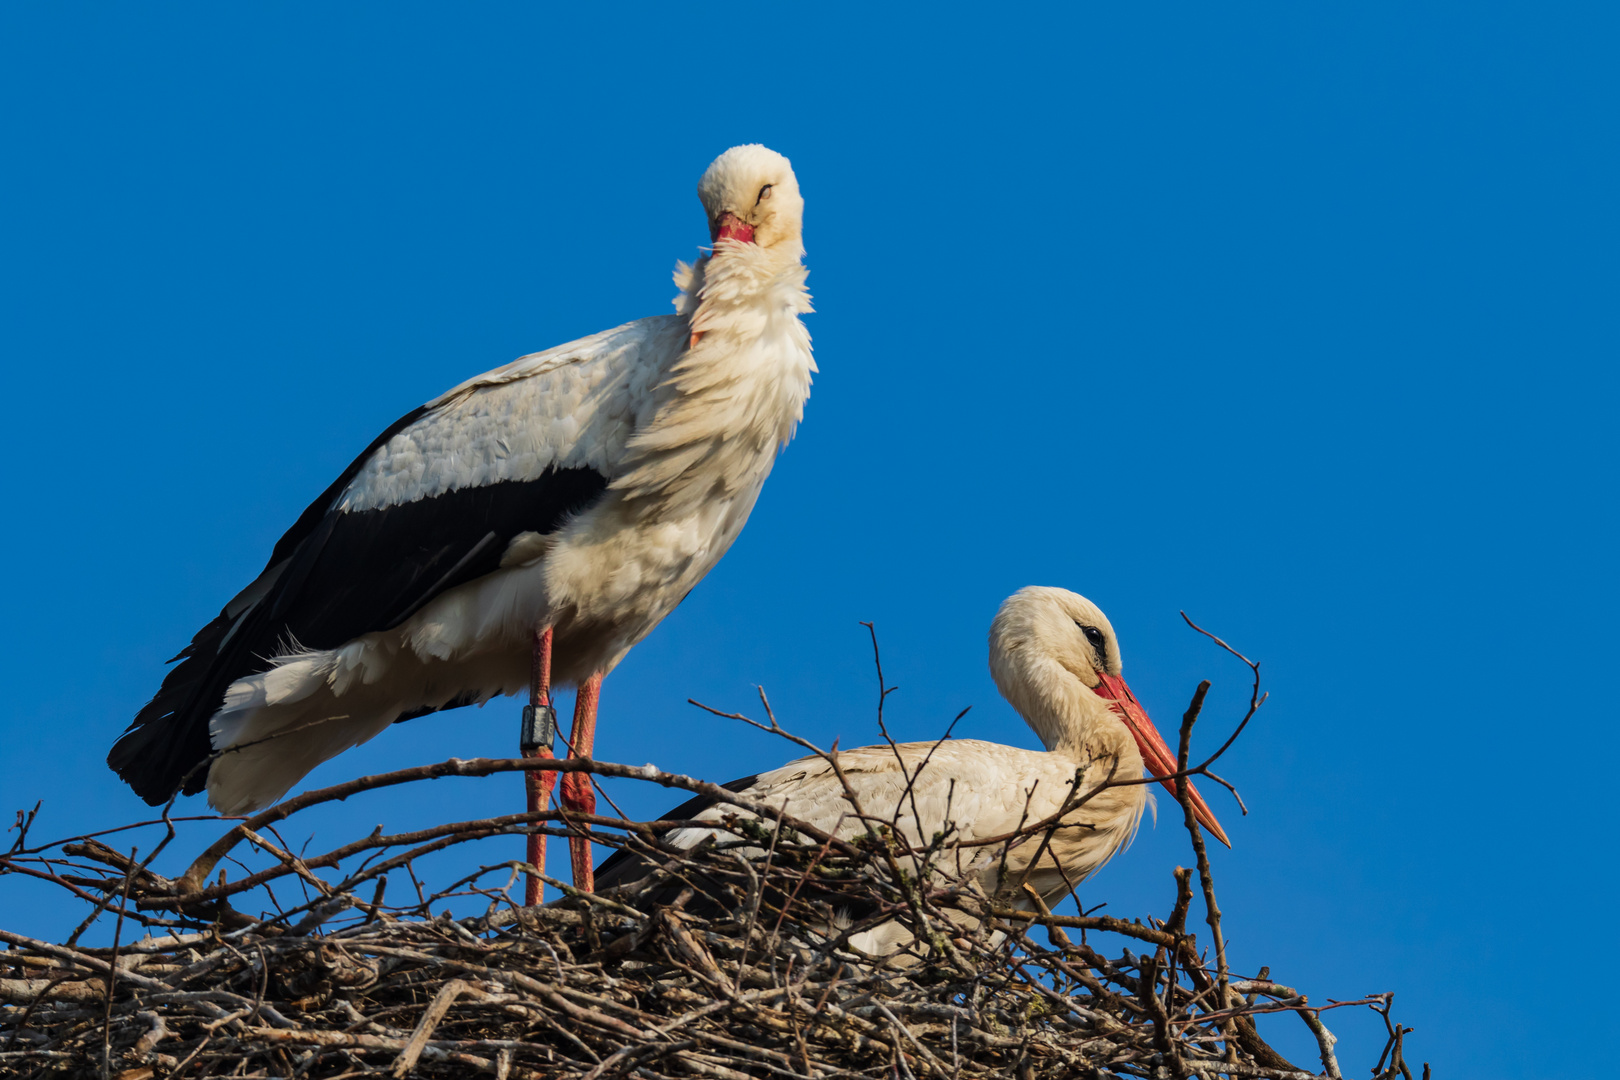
[
  {"xmin": 98, "ymin": 853, "xmax": 137, "ymax": 1080},
  {"xmin": 1174, "ymin": 682, "xmax": 1234, "ymax": 1046}
]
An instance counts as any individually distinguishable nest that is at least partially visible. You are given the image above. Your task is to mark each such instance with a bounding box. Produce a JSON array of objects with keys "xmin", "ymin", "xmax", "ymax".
[{"xmin": 2, "ymin": 639, "xmax": 1423, "ymax": 1079}]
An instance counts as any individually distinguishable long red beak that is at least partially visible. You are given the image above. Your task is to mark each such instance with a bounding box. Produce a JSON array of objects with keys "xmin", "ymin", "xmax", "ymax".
[
  {"xmin": 1092, "ymin": 672, "xmax": 1231, "ymax": 848},
  {"xmin": 710, "ymin": 211, "xmax": 754, "ymax": 245}
]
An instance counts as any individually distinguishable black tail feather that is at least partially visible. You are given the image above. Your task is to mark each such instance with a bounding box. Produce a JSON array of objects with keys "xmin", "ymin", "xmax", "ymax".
[{"xmin": 108, "ymin": 615, "xmax": 236, "ymax": 805}]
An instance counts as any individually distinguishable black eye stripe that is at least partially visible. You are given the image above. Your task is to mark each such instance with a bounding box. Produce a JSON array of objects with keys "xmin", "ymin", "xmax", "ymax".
[{"xmin": 1075, "ymin": 621, "xmax": 1108, "ymax": 662}]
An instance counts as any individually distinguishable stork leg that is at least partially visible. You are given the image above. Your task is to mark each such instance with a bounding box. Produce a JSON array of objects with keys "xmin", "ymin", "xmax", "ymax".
[
  {"xmin": 521, "ymin": 627, "xmax": 558, "ymax": 906},
  {"xmin": 560, "ymin": 671, "xmax": 602, "ymax": 891}
]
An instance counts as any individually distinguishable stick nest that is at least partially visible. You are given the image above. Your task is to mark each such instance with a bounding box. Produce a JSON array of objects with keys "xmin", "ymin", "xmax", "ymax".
[
  {"xmin": 3, "ymin": 794, "xmax": 1417, "ymax": 1079},
  {"xmin": 3, "ymin": 627, "xmax": 1422, "ymax": 1078}
]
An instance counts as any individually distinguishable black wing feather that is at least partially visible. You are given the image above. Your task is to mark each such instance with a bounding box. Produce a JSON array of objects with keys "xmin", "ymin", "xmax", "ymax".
[
  {"xmin": 592, "ymin": 774, "xmax": 878, "ymax": 926},
  {"xmin": 592, "ymin": 775, "xmax": 762, "ymax": 894},
  {"xmin": 108, "ymin": 403, "xmax": 609, "ymax": 806}
]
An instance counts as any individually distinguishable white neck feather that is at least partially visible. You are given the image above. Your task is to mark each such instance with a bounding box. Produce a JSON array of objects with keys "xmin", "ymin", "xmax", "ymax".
[
  {"xmin": 612, "ymin": 246, "xmax": 815, "ymax": 512},
  {"xmin": 991, "ymin": 651, "xmax": 1141, "ymax": 772}
]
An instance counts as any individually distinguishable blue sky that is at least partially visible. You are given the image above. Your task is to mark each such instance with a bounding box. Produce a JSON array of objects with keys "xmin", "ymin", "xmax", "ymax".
[{"xmin": 2, "ymin": 3, "xmax": 1615, "ymax": 1074}]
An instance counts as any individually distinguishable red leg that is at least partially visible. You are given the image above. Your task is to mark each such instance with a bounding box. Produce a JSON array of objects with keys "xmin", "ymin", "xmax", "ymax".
[
  {"xmin": 560, "ymin": 671, "xmax": 602, "ymax": 891},
  {"xmin": 522, "ymin": 627, "xmax": 557, "ymax": 906}
]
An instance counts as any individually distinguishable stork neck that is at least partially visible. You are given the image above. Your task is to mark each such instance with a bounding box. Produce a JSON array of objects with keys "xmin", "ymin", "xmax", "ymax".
[
  {"xmin": 676, "ymin": 246, "xmax": 810, "ymax": 325},
  {"xmin": 612, "ymin": 248, "xmax": 814, "ymax": 511},
  {"xmin": 1000, "ymin": 658, "xmax": 1140, "ymax": 769}
]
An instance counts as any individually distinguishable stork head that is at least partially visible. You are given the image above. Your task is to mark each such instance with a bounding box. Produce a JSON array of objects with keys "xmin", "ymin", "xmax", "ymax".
[
  {"xmin": 989, "ymin": 586, "xmax": 1231, "ymax": 848},
  {"xmin": 697, "ymin": 144, "xmax": 804, "ymax": 261}
]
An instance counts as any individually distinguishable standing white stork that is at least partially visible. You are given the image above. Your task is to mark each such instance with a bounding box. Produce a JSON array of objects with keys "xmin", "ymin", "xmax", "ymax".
[
  {"xmin": 108, "ymin": 144, "xmax": 815, "ymax": 896},
  {"xmin": 594, "ymin": 587, "xmax": 1230, "ymax": 952}
]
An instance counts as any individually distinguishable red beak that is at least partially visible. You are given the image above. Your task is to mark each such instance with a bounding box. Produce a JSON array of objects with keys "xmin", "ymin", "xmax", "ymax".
[
  {"xmin": 1092, "ymin": 671, "xmax": 1231, "ymax": 848},
  {"xmin": 711, "ymin": 211, "xmax": 755, "ymax": 245}
]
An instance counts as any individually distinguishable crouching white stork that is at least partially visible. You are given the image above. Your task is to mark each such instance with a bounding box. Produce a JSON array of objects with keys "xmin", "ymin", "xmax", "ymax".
[
  {"xmin": 593, "ymin": 587, "xmax": 1230, "ymax": 954},
  {"xmin": 108, "ymin": 144, "xmax": 815, "ymax": 898}
]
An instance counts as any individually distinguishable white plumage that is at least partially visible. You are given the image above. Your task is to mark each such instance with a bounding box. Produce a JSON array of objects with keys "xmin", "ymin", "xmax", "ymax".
[
  {"xmin": 110, "ymin": 146, "xmax": 815, "ymax": 847},
  {"xmin": 595, "ymin": 587, "xmax": 1231, "ymax": 953}
]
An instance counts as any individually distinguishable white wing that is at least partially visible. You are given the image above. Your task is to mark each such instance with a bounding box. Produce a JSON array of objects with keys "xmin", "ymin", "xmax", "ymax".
[
  {"xmin": 340, "ymin": 315, "xmax": 686, "ymax": 512},
  {"xmin": 693, "ymin": 741, "xmax": 1091, "ymax": 853},
  {"xmin": 595, "ymin": 738, "xmax": 1145, "ymax": 953}
]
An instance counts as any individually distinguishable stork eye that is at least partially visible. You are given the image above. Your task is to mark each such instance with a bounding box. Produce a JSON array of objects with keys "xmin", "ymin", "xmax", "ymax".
[
  {"xmin": 1077, "ymin": 622, "xmax": 1107, "ymax": 657},
  {"xmin": 757, "ymin": 184, "xmax": 773, "ymax": 203}
]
